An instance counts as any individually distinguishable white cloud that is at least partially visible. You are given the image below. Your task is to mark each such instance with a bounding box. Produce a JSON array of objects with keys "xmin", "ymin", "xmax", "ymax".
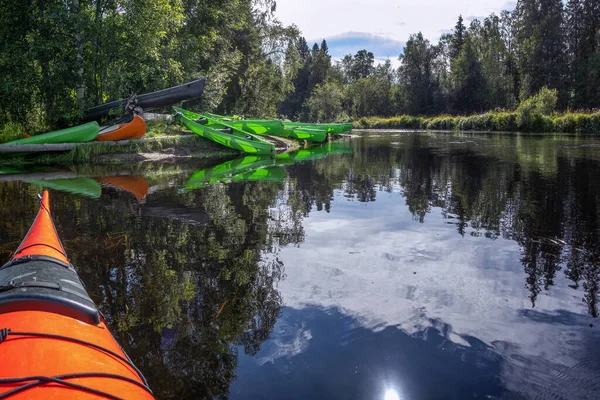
[{"xmin": 276, "ymin": 0, "xmax": 516, "ymax": 58}]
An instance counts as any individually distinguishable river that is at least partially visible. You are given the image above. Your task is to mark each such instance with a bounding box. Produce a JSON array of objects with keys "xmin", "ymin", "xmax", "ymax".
[{"xmin": 1, "ymin": 131, "xmax": 599, "ymax": 399}]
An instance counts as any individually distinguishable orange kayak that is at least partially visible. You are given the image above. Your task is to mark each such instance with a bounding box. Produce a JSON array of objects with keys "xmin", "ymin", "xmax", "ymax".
[
  {"xmin": 0, "ymin": 191, "xmax": 154, "ymax": 399},
  {"xmin": 96, "ymin": 115, "xmax": 146, "ymax": 142}
]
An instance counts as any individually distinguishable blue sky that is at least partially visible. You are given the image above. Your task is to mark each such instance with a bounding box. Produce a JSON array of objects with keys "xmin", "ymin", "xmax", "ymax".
[{"xmin": 275, "ymin": 0, "xmax": 517, "ymax": 64}]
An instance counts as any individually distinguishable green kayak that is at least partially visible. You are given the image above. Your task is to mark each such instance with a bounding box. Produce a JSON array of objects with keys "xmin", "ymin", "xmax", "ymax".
[
  {"xmin": 283, "ymin": 121, "xmax": 353, "ymax": 135},
  {"xmin": 24, "ymin": 178, "xmax": 102, "ymax": 199},
  {"xmin": 173, "ymin": 107, "xmax": 275, "ymax": 155},
  {"xmin": 5, "ymin": 122, "xmax": 99, "ymax": 145},
  {"xmin": 178, "ymin": 109, "xmax": 285, "ymax": 136},
  {"xmin": 187, "ymin": 155, "xmax": 278, "ymax": 189},
  {"xmin": 275, "ymin": 140, "xmax": 353, "ymax": 165},
  {"xmin": 282, "ymin": 127, "xmax": 327, "ymax": 143}
]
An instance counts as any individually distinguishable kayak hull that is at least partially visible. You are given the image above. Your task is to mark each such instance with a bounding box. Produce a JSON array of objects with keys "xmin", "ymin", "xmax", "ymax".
[
  {"xmin": 283, "ymin": 121, "xmax": 353, "ymax": 134},
  {"xmin": 282, "ymin": 127, "xmax": 327, "ymax": 142},
  {"xmin": 173, "ymin": 107, "xmax": 275, "ymax": 155},
  {"xmin": 96, "ymin": 115, "xmax": 147, "ymax": 141},
  {"xmin": 0, "ymin": 191, "xmax": 154, "ymax": 399},
  {"xmin": 5, "ymin": 122, "xmax": 99, "ymax": 145},
  {"xmin": 84, "ymin": 78, "xmax": 206, "ymax": 122}
]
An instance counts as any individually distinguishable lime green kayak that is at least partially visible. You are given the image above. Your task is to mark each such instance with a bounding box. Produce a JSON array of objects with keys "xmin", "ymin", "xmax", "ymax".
[
  {"xmin": 282, "ymin": 127, "xmax": 327, "ymax": 143},
  {"xmin": 187, "ymin": 155, "xmax": 278, "ymax": 189},
  {"xmin": 5, "ymin": 122, "xmax": 99, "ymax": 145},
  {"xmin": 173, "ymin": 107, "xmax": 275, "ymax": 155},
  {"xmin": 179, "ymin": 109, "xmax": 284, "ymax": 136},
  {"xmin": 284, "ymin": 121, "xmax": 353, "ymax": 135},
  {"xmin": 275, "ymin": 141, "xmax": 353, "ymax": 165},
  {"xmin": 23, "ymin": 178, "xmax": 102, "ymax": 199}
]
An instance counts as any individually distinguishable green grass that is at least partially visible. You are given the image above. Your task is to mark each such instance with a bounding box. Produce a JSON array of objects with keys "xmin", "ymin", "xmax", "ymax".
[{"xmin": 355, "ymin": 110, "xmax": 600, "ymax": 133}]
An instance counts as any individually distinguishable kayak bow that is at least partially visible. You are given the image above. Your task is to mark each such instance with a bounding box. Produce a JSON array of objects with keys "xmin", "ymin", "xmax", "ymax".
[{"xmin": 0, "ymin": 191, "xmax": 154, "ymax": 399}]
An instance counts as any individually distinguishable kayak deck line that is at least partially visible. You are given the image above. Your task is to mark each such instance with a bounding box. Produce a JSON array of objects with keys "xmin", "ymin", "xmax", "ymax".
[{"xmin": 0, "ymin": 191, "xmax": 155, "ymax": 399}]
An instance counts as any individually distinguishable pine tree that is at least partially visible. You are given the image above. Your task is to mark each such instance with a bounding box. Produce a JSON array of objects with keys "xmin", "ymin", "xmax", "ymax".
[
  {"xmin": 449, "ymin": 15, "xmax": 466, "ymax": 62},
  {"xmin": 320, "ymin": 39, "xmax": 329, "ymax": 54}
]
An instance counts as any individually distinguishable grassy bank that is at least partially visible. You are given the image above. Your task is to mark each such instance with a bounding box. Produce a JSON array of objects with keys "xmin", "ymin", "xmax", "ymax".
[
  {"xmin": 355, "ymin": 111, "xmax": 600, "ymax": 133},
  {"xmin": 0, "ymin": 120, "xmax": 236, "ymax": 166}
]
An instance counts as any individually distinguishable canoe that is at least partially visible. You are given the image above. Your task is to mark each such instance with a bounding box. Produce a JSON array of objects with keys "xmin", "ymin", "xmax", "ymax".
[
  {"xmin": 4, "ymin": 122, "xmax": 99, "ymax": 145},
  {"xmin": 96, "ymin": 115, "xmax": 146, "ymax": 142},
  {"xmin": 283, "ymin": 121, "xmax": 353, "ymax": 134},
  {"xmin": 23, "ymin": 178, "xmax": 102, "ymax": 199},
  {"xmin": 176, "ymin": 109, "xmax": 285, "ymax": 136},
  {"xmin": 282, "ymin": 127, "xmax": 327, "ymax": 143},
  {"xmin": 173, "ymin": 107, "xmax": 275, "ymax": 155},
  {"xmin": 0, "ymin": 191, "xmax": 154, "ymax": 399},
  {"xmin": 99, "ymin": 176, "xmax": 149, "ymax": 200},
  {"xmin": 83, "ymin": 78, "xmax": 206, "ymax": 122},
  {"xmin": 187, "ymin": 155, "xmax": 275, "ymax": 189}
]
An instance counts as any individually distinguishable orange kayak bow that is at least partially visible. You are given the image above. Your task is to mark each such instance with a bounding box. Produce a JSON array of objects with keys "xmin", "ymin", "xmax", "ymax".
[{"xmin": 0, "ymin": 191, "xmax": 154, "ymax": 399}]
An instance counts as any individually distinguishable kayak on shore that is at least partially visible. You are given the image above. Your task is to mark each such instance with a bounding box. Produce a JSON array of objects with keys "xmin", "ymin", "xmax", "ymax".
[
  {"xmin": 96, "ymin": 115, "xmax": 146, "ymax": 142},
  {"xmin": 0, "ymin": 191, "xmax": 154, "ymax": 399},
  {"xmin": 173, "ymin": 107, "xmax": 275, "ymax": 155},
  {"xmin": 3, "ymin": 122, "xmax": 99, "ymax": 145}
]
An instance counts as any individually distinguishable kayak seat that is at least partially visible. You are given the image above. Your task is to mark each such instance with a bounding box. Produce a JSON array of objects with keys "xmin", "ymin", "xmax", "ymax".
[
  {"xmin": 216, "ymin": 128, "xmax": 233, "ymax": 134},
  {"xmin": 194, "ymin": 118, "xmax": 208, "ymax": 125},
  {"xmin": 0, "ymin": 256, "xmax": 100, "ymax": 325}
]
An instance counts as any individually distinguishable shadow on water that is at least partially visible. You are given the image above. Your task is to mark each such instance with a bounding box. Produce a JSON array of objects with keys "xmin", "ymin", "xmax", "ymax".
[{"xmin": 1, "ymin": 132, "xmax": 600, "ymax": 398}]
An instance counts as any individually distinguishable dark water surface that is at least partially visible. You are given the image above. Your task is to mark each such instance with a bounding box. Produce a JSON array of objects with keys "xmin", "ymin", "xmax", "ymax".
[{"xmin": 1, "ymin": 132, "xmax": 600, "ymax": 399}]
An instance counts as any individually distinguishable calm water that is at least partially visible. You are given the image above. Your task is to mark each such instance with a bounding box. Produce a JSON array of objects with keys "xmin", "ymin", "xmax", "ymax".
[{"xmin": 1, "ymin": 132, "xmax": 600, "ymax": 399}]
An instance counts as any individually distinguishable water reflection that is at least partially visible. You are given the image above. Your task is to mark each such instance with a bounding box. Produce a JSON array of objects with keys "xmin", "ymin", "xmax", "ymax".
[{"xmin": 1, "ymin": 132, "xmax": 600, "ymax": 399}]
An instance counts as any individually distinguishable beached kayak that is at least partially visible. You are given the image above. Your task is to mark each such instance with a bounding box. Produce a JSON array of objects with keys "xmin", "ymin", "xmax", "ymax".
[
  {"xmin": 84, "ymin": 78, "xmax": 206, "ymax": 122},
  {"xmin": 4, "ymin": 122, "xmax": 99, "ymax": 145},
  {"xmin": 173, "ymin": 107, "xmax": 275, "ymax": 155},
  {"xmin": 0, "ymin": 191, "xmax": 154, "ymax": 399},
  {"xmin": 282, "ymin": 127, "xmax": 327, "ymax": 142},
  {"xmin": 283, "ymin": 121, "xmax": 353, "ymax": 134},
  {"xmin": 97, "ymin": 115, "xmax": 146, "ymax": 142},
  {"xmin": 176, "ymin": 109, "xmax": 285, "ymax": 136}
]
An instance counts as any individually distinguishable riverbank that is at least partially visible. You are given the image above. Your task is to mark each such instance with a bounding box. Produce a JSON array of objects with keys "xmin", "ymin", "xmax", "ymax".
[
  {"xmin": 0, "ymin": 120, "xmax": 301, "ymax": 166},
  {"xmin": 355, "ymin": 110, "xmax": 600, "ymax": 133}
]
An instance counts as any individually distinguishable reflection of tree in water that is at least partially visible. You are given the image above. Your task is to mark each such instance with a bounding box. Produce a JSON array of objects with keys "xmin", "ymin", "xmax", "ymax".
[
  {"xmin": 288, "ymin": 134, "xmax": 600, "ymax": 317},
  {"xmin": 0, "ymin": 179, "xmax": 300, "ymax": 399}
]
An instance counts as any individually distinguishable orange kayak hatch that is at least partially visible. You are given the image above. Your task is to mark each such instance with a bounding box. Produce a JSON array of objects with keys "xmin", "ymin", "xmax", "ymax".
[{"xmin": 0, "ymin": 191, "xmax": 154, "ymax": 399}]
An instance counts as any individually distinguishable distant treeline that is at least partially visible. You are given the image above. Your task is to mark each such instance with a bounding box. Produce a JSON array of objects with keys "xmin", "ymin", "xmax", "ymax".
[
  {"xmin": 283, "ymin": 0, "xmax": 600, "ymax": 125},
  {"xmin": 1, "ymin": 0, "xmax": 599, "ymax": 132}
]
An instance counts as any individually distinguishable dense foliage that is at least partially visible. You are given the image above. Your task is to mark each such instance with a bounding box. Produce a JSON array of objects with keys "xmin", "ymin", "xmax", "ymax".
[
  {"xmin": 281, "ymin": 0, "xmax": 600, "ymax": 123},
  {"xmin": 1, "ymin": 0, "xmax": 599, "ymax": 130}
]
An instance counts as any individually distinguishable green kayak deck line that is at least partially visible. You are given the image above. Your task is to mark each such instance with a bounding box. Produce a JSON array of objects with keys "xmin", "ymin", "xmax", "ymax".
[
  {"xmin": 173, "ymin": 107, "xmax": 275, "ymax": 155},
  {"xmin": 5, "ymin": 122, "xmax": 99, "ymax": 145},
  {"xmin": 187, "ymin": 155, "xmax": 281, "ymax": 189},
  {"xmin": 24, "ymin": 178, "xmax": 102, "ymax": 199}
]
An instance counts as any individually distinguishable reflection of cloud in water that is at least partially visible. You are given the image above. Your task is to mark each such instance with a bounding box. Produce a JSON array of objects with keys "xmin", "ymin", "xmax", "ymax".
[
  {"xmin": 256, "ymin": 320, "xmax": 312, "ymax": 366},
  {"xmin": 274, "ymin": 191, "xmax": 600, "ymax": 393}
]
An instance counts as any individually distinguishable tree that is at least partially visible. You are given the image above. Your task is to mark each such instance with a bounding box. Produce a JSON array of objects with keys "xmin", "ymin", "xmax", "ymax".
[
  {"xmin": 450, "ymin": 15, "xmax": 466, "ymax": 62},
  {"xmin": 515, "ymin": 0, "xmax": 567, "ymax": 106},
  {"xmin": 398, "ymin": 33, "xmax": 439, "ymax": 115},
  {"xmin": 451, "ymin": 34, "xmax": 486, "ymax": 114}
]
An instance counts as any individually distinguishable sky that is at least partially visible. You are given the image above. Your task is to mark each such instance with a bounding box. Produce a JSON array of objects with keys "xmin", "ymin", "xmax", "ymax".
[{"xmin": 274, "ymin": 0, "xmax": 517, "ymax": 64}]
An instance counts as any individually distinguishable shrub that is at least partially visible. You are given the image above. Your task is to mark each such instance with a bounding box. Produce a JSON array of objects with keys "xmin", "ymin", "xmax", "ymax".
[{"xmin": 0, "ymin": 122, "xmax": 26, "ymax": 144}]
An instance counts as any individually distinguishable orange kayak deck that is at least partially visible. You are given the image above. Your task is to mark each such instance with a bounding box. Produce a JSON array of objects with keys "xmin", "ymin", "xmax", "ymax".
[
  {"xmin": 11, "ymin": 191, "xmax": 69, "ymax": 265},
  {"xmin": 0, "ymin": 191, "xmax": 154, "ymax": 399},
  {"xmin": 96, "ymin": 115, "xmax": 146, "ymax": 142}
]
